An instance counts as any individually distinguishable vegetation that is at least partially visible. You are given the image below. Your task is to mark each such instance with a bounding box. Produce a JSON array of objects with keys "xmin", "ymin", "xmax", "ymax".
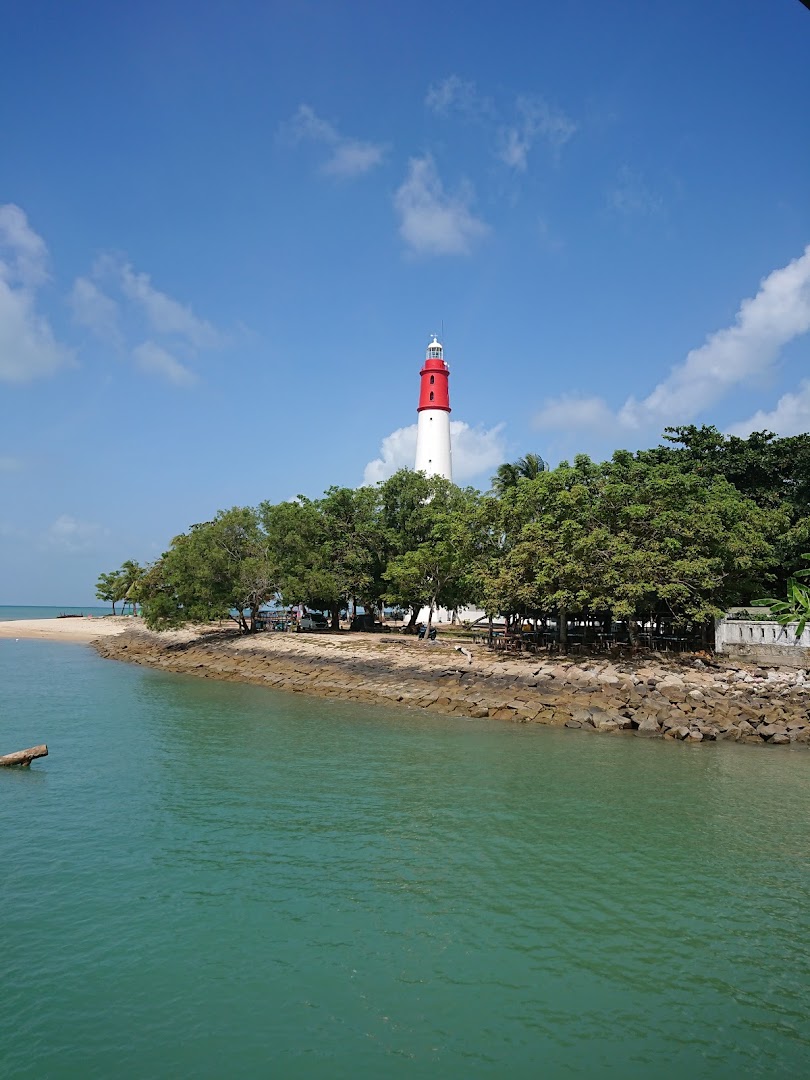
[
  {"xmin": 96, "ymin": 427, "xmax": 810, "ymax": 639},
  {"xmin": 754, "ymin": 554, "xmax": 810, "ymax": 638},
  {"xmin": 95, "ymin": 559, "xmax": 144, "ymax": 615}
]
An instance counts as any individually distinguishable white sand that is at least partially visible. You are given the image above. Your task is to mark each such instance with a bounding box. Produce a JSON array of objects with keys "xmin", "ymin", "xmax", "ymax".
[{"xmin": 0, "ymin": 616, "xmax": 133, "ymax": 643}]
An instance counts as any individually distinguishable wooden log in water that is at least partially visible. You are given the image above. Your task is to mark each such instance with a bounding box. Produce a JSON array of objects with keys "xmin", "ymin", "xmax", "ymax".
[{"xmin": 0, "ymin": 744, "xmax": 48, "ymax": 767}]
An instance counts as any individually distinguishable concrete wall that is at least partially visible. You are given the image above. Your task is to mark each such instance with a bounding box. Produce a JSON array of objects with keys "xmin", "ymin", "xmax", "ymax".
[{"xmin": 715, "ymin": 617, "xmax": 810, "ymax": 668}]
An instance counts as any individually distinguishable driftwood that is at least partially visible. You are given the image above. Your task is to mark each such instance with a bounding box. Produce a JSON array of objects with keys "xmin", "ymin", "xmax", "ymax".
[{"xmin": 0, "ymin": 744, "xmax": 48, "ymax": 767}]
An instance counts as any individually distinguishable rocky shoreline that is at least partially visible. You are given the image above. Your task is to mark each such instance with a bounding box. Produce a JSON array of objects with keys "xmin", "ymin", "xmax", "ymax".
[{"xmin": 92, "ymin": 626, "xmax": 810, "ymax": 748}]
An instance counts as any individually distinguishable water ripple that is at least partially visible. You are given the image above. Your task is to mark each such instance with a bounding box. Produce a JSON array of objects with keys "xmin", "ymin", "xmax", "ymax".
[{"xmin": 1, "ymin": 641, "xmax": 809, "ymax": 1078}]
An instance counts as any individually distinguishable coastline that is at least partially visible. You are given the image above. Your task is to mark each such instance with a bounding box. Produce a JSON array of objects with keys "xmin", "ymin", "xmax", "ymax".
[
  {"xmin": 0, "ymin": 615, "xmax": 133, "ymax": 644},
  {"xmin": 87, "ymin": 622, "xmax": 810, "ymax": 748}
]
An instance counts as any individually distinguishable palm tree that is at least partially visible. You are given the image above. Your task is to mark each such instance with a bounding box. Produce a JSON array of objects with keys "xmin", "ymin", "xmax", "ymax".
[
  {"xmin": 118, "ymin": 559, "xmax": 145, "ymax": 615},
  {"xmin": 490, "ymin": 453, "xmax": 548, "ymax": 495},
  {"xmin": 755, "ymin": 554, "xmax": 810, "ymax": 637}
]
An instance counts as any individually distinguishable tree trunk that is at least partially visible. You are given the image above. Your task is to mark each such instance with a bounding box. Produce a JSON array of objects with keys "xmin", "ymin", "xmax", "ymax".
[
  {"xmin": 559, "ymin": 607, "xmax": 568, "ymax": 649},
  {"xmin": 0, "ymin": 744, "xmax": 48, "ymax": 767},
  {"xmin": 331, "ymin": 602, "xmax": 340, "ymax": 631},
  {"xmin": 426, "ymin": 599, "xmax": 435, "ymax": 636},
  {"xmin": 112, "ymin": 600, "xmax": 117, "ymax": 615}
]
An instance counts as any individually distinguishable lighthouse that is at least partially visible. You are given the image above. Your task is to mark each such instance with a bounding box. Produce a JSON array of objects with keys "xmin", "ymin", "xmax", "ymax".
[{"xmin": 414, "ymin": 335, "xmax": 453, "ymax": 482}]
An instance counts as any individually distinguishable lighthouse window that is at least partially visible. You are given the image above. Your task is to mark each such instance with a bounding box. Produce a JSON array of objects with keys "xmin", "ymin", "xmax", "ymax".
[
  {"xmin": 429, "ymin": 391, "xmax": 434, "ymax": 401},
  {"xmin": 430, "ymin": 375, "xmax": 435, "ymax": 384}
]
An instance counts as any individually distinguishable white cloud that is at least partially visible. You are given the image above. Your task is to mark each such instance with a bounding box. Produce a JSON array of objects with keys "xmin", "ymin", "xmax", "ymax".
[
  {"xmin": 0, "ymin": 203, "xmax": 49, "ymax": 287},
  {"xmin": 363, "ymin": 420, "xmax": 507, "ymax": 485},
  {"xmin": 0, "ymin": 204, "xmax": 73, "ymax": 382},
  {"xmin": 69, "ymin": 276, "xmax": 123, "ymax": 347},
  {"xmin": 133, "ymin": 341, "xmax": 195, "ymax": 386},
  {"xmin": 535, "ymin": 245, "xmax": 810, "ymax": 435},
  {"xmin": 287, "ymin": 104, "xmax": 386, "ymax": 178},
  {"xmin": 45, "ymin": 514, "xmax": 105, "ymax": 553},
  {"xmin": 394, "ymin": 155, "xmax": 489, "ymax": 257},
  {"xmin": 609, "ymin": 165, "xmax": 662, "ymax": 217},
  {"xmin": 71, "ymin": 254, "xmax": 223, "ymax": 385},
  {"xmin": 534, "ymin": 395, "xmax": 616, "ymax": 436},
  {"xmin": 425, "ymin": 75, "xmax": 487, "ymax": 118},
  {"xmin": 728, "ymin": 379, "xmax": 810, "ymax": 437},
  {"xmin": 118, "ymin": 262, "xmax": 220, "ymax": 348},
  {"xmin": 497, "ymin": 95, "xmax": 576, "ymax": 171},
  {"xmin": 452, "ymin": 420, "xmax": 508, "ymax": 479}
]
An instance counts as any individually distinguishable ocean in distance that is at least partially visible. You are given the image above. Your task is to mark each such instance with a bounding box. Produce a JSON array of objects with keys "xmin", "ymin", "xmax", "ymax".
[
  {"xmin": 0, "ymin": 604, "xmax": 112, "ymax": 621},
  {"xmin": 2, "ymin": 637, "xmax": 809, "ymax": 1078}
]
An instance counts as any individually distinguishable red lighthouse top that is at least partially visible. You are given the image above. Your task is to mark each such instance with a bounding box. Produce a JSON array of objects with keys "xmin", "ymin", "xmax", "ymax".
[{"xmin": 417, "ymin": 336, "xmax": 451, "ymax": 412}]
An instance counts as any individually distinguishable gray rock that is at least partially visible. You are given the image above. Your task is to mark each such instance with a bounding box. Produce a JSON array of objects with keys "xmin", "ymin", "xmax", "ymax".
[
  {"xmin": 759, "ymin": 723, "xmax": 788, "ymax": 738},
  {"xmin": 564, "ymin": 719, "xmax": 582, "ymax": 728},
  {"xmin": 571, "ymin": 707, "xmax": 594, "ymax": 724},
  {"xmin": 636, "ymin": 716, "xmax": 661, "ymax": 736},
  {"xmin": 769, "ymin": 733, "xmax": 790, "ymax": 745},
  {"xmin": 686, "ymin": 730, "xmax": 704, "ymax": 742}
]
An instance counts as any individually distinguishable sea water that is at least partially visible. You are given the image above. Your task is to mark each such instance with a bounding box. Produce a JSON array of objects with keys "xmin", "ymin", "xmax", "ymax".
[
  {"xmin": 0, "ymin": 605, "xmax": 112, "ymax": 621},
  {"xmin": 1, "ymin": 639, "xmax": 809, "ymax": 1078}
]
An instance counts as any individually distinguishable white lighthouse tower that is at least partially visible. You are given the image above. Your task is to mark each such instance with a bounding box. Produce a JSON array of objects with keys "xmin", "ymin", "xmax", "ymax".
[{"xmin": 414, "ymin": 335, "xmax": 453, "ymax": 482}]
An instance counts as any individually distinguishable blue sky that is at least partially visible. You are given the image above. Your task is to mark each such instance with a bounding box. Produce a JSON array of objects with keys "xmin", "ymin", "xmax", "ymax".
[{"xmin": 1, "ymin": 0, "xmax": 809, "ymax": 604}]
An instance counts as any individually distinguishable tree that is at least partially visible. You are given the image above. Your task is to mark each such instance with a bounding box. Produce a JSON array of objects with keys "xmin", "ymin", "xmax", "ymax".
[
  {"xmin": 645, "ymin": 425, "xmax": 810, "ymax": 595},
  {"xmin": 95, "ymin": 560, "xmax": 145, "ymax": 614},
  {"xmin": 383, "ymin": 475, "xmax": 480, "ymax": 632},
  {"xmin": 96, "ymin": 569, "xmax": 125, "ymax": 614},
  {"xmin": 480, "ymin": 451, "xmax": 785, "ymax": 643},
  {"xmin": 141, "ymin": 508, "xmax": 277, "ymax": 632},
  {"xmin": 490, "ymin": 453, "xmax": 548, "ymax": 496}
]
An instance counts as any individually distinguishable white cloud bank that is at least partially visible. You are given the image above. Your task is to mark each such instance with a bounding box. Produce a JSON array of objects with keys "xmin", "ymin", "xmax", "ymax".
[
  {"xmin": 497, "ymin": 95, "xmax": 576, "ymax": 171},
  {"xmin": 535, "ymin": 245, "xmax": 810, "ymax": 438},
  {"xmin": 728, "ymin": 380, "xmax": 810, "ymax": 438},
  {"xmin": 425, "ymin": 75, "xmax": 491, "ymax": 120},
  {"xmin": 394, "ymin": 155, "xmax": 489, "ymax": 257},
  {"xmin": 70, "ymin": 255, "xmax": 222, "ymax": 385},
  {"xmin": 363, "ymin": 420, "xmax": 507, "ymax": 485},
  {"xmin": 44, "ymin": 514, "xmax": 106, "ymax": 553},
  {"xmin": 286, "ymin": 104, "xmax": 386, "ymax": 178},
  {"xmin": 133, "ymin": 341, "xmax": 195, "ymax": 386},
  {"xmin": 0, "ymin": 204, "xmax": 73, "ymax": 382},
  {"xmin": 426, "ymin": 76, "xmax": 576, "ymax": 173}
]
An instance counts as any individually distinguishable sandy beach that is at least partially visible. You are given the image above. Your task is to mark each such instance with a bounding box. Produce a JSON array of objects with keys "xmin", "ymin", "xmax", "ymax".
[{"xmin": 0, "ymin": 616, "xmax": 133, "ymax": 643}]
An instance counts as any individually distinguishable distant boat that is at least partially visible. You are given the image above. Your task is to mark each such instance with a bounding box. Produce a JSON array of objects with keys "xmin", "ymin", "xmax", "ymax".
[{"xmin": 57, "ymin": 613, "xmax": 84, "ymax": 619}]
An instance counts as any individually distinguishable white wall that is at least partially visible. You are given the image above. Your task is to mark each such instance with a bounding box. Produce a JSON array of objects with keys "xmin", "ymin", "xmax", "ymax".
[{"xmin": 716, "ymin": 618, "xmax": 810, "ymax": 650}]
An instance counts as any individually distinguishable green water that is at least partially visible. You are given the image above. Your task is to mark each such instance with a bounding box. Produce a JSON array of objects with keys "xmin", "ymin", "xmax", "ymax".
[{"xmin": 1, "ymin": 641, "xmax": 809, "ymax": 1078}]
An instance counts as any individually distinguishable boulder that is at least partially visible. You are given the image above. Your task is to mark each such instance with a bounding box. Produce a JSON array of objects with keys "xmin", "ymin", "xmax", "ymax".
[
  {"xmin": 591, "ymin": 708, "xmax": 624, "ymax": 731},
  {"xmin": 635, "ymin": 716, "xmax": 661, "ymax": 736},
  {"xmin": 659, "ymin": 682, "xmax": 687, "ymax": 703},
  {"xmin": 564, "ymin": 719, "xmax": 582, "ymax": 728},
  {"xmin": 571, "ymin": 708, "xmax": 594, "ymax": 724},
  {"xmin": 758, "ymin": 723, "xmax": 788, "ymax": 739}
]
